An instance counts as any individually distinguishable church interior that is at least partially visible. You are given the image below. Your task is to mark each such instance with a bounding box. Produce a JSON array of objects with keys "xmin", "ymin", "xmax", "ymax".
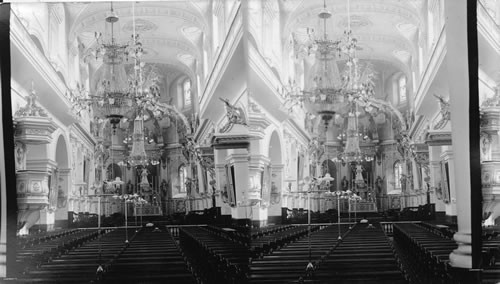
[{"xmin": 0, "ymin": 0, "xmax": 498, "ymax": 283}]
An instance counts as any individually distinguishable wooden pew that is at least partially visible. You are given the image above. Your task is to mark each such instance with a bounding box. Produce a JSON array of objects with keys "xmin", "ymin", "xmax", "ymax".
[
  {"xmin": 180, "ymin": 226, "xmax": 250, "ymax": 283},
  {"xmin": 312, "ymin": 223, "xmax": 406, "ymax": 283},
  {"xmin": 102, "ymin": 227, "xmax": 197, "ymax": 284},
  {"xmin": 248, "ymin": 225, "xmax": 351, "ymax": 283},
  {"xmin": 393, "ymin": 223, "xmax": 456, "ymax": 283},
  {"xmin": 13, "ymin": 228, "xmax": 134, "ymax": 283}
]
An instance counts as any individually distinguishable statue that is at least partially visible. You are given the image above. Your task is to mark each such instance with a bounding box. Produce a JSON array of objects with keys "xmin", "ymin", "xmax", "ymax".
[
  {"xmin": 341, "ymin": 176, "xmax": 349, "ymax": 191},
  {"xmin": 161, "ymin": 179, "xmax": 168, "ymax": 192},
  {"xmin": 140, "ymin": 168, "xmax": 149, "ymax": 185},
  {"xmin": 375, "ymin": 176, "xmax": 383, "ymax": 194},
  {"xmin": 354, "ymin": 165, "xmax": 365, "ymax": 187},
  {"xmin": 219, "ymin": 97, "xmax": 247, "ymax": 133},
  {"xmin": 400, "ymin": 174, "xmax": 407, "ymax": 192},
  {"xmin": 126, "ymin": 180, "xmax": 134, "ymax": 194},
  {"xmin": 185, "ymin": 177, "xmax": 193, "ymax": 197},
  {"xmin": 433, "ymin": 94, "xmax": 450, "ymax": 130}
]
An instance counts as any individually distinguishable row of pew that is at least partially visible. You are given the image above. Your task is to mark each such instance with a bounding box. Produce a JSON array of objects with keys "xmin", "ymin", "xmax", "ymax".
[
  {"xmin": 16, "ymin": 229, "xmax": 101, "ymax": 275},
  {"xmin": 10, "ymin": 227, "xmax": 197, "ymax": 283},
  {"xmin": 393, "ymin": 223, "xmax": 457, "ymax": 283},
  {"xmin": 11, "ymin": 228, "xmax": 134, "ymax": 283},
  {"xmin": 249, "ymin": 224, "xmax": 351, "ymax": 283},
  {"xmin": 313, "ymin": 223, "xmax": 406, "ymax": 283},
  {"xmin": 482, "ymin": 234, "xmax": 500, "ymax": 283},
  {"xmin": 180, "ymin": 226, "xmax": 250, "ymax": 283},
  {"xmin": 251, "ymin": 225, "xmax": 295, "ymax": 239},
  {"xmin": 17, "ymin": 229, "xmax": 83, "ymax": 248},
  {"xmin": 101, "ymin": 227, "xmax": 197, "ymax": 283},
  {"xmin": 250, "ymin": 225, "xmax": 319, "ymax": 258}
]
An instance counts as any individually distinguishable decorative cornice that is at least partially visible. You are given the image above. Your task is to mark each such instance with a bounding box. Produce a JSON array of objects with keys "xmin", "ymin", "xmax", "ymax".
[
  {"xmin": 70, "ymin": 5, "xmax": 208, "ymax": 43},
  {"xmin": 282, "ymin": 119, "xmax": 310, "ymax": 147},
  {"xmin": 425, "ymin": 130, "xmax": 452, "ymax": 146},
  {"xmin": 212, "ymin": 133, "xmax": 251, "ymax": 150},
  {"xmin": 70, "ymin": 123, "xmax": 96, "ymax": 149}
]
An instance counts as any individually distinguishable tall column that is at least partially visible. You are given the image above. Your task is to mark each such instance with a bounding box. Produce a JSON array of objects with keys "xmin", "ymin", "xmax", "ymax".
[{"xmin": 445, "ymin": 0, "xmax": 475, "ymax": 271}]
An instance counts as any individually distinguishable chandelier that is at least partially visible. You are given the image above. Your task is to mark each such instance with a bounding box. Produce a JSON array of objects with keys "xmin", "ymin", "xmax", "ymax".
[
  {"xmin": 335, "ymin": 110, "xmax": 374, "ymax": 163},
  {"xmin": 281, "ymin": 0, "xmax": 376, "ymax": 125},
  {"xmin": 70, "ymin": 3, "xmax": 165, "ymax": 133},
  {"xmin": 124, "ymin": 116, "xmax": 162, "ymax": 167}
]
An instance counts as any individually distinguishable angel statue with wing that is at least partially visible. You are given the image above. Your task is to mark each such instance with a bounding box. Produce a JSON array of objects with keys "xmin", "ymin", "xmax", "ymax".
[{"xmin": 219, "ymin": 97, "xmax": 248, "ymax": 133}]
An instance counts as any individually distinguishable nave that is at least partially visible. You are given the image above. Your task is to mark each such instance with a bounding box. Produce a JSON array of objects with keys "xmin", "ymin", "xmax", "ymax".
[{"xmin": 4, "ymin": 217, "xmax": 500, "ymax": 283}]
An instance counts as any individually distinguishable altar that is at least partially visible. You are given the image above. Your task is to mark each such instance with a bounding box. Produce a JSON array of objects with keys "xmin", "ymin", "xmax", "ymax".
[
  {"xmin": 350, "ymin": 201, "xmax": 377, "ymax": 213},
  {"xmin": 134, "ymin": 204, "xmax": 162, "ymax": 216}
]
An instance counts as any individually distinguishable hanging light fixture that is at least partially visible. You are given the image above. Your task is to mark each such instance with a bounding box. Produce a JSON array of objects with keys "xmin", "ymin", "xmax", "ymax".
[
  {"xmin": 71, "ymin": 2, "xmax": 166, "ymax": 133},
  {"xmin": 281, "ymin": 0, "xmax": 377, "ymax": 128},
  {"xmin": 125, "ymin": 115, "xmax": 162, "ymax": 167}
]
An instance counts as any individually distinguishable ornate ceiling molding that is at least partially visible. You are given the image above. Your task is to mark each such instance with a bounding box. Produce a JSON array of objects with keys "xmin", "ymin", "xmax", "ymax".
[
  {"xmin": 70, "ymin": 5, "xmax": 207, "ymax": 42},
  {"xmin": 286, "ymin": 2, "xmax": 420, "ymax": 34}
]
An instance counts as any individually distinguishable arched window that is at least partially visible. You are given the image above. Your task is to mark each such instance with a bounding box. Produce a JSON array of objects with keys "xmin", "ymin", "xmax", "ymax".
[
  {"xmin": 183, "ymin": 79, "xmax": 191, "ymax": 108},
  {"xmin": 394, "ymin": 161, "xmax": 403, "ymax": 189},
  {"xmin": 398, "ymin": 75, "xmax": 407, "ymax": 104},
  {"xmin": 179, "ymin": 165, "xmax": 187, "ymax": 192}
]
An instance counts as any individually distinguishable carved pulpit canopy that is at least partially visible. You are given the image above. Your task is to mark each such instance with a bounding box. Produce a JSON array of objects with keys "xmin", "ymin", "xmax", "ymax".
[{"xmin": 14, "ymin": 82, "xmax": 57, "ymax": 145}]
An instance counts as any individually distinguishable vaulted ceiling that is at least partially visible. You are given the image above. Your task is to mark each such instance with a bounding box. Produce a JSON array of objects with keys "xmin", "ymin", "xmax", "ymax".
[
  {"xmin": 66, "ymin": 1, "xmax": 208, "ymax": 79},
  {"xmin": 284, "ymin": 0, "xmax": 423, "ymax": 77}
]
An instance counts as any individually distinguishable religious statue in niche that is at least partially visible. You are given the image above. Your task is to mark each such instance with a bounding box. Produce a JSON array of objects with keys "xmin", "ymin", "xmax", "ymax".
[
  {"xmin": 218, "ymin": 97, "xmax": 248, "ymax": 133},
  {"xmin": 400, "ymin": 174, "xmax": 407, "ymax": 192},
  {"xmin": 435, "ymin": 181, "xmax": 443, "ymax": 200},
  {"xmin": 354, "ymin": 165, "xmax": 365, "ymax": 188},
  {"xmin": 185, "ymin": 177, "xmax": 193, "ymax": 197},
  {"xmin": 140, "ymin": 168, "xmax": 150, "ymax": 186},
  {"xmin": 341, "ymin": 176, "xmax": 349, "ymax": 191},
  {"xmin": 375, "ymin": 176, "xmax": 384, "ymax": 194},
  {"xmin": 126, "ymin": 180, "xmax": 134, "ymax": 194},
  {"xmin": 160, "ymin": 179, "xmax": 168, "ymax": 197}
]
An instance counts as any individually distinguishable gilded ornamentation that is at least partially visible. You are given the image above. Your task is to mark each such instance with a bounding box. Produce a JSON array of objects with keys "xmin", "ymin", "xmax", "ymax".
[{"xmin": 219, "ymin": 98, "xmax": 248, "ymax": 133}]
